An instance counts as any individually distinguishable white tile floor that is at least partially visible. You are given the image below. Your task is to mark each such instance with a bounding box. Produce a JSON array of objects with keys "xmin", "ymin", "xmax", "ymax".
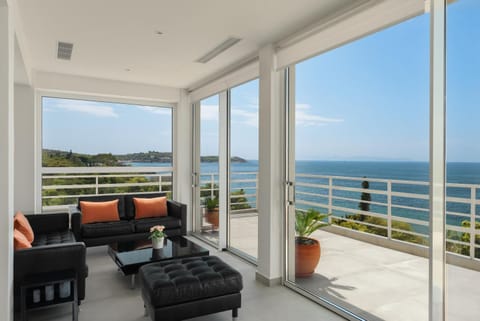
[{"xmin": 23, "ymin": 238, "xmax": 344, "ymax": 321}]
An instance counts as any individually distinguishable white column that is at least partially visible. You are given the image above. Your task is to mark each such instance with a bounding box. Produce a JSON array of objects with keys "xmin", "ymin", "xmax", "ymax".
[
  {"xmin": 218, "ymin": 91, "xmax": 228, "ymax": 250},
  {"xmin": 0, "ymin": 1, "xmax": 15, "ymax": 320},
  {"xmin": 429, "ymin": 0, "xmax": 446, "ymax": 320},
  {"xmin": 175, "ymin": 89, "xmax": 193, "ymax": 232},
  {"xmin": 14, "ymin": 84, "xmax": 35, "ymax": 212},
  {"xmin": 256, "ymin": 44, "xmax": 284, "ymax": 285}
]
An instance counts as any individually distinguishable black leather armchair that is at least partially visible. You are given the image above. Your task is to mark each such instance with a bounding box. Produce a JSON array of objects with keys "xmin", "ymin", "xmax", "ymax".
[{"xmin": 14, "ymin": 213, "xmax": 88, "ymax": 310}]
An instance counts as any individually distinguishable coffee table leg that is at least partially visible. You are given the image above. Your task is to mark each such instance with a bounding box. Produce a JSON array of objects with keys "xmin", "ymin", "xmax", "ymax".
[{"xmin": 131, "ymin": 274, "xmax": 135, "ymax": 289}]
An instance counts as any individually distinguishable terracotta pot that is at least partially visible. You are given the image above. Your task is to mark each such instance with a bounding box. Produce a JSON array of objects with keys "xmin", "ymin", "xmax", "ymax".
[
  {"xmin": 205, "ymin": 208, "xmax": 219, "ymax": 228},
  {"xmin": 295, "ymin": 237, "xmax": 321, "ymax": 277}
]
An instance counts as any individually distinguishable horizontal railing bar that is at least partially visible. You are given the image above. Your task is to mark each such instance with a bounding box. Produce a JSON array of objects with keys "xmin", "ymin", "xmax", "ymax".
[
  {"xmin": 391, "ymin": 204, "xmax": 429, "ymax": 212},
  {"xmin": 43, "ymin": 166, "xmax": 174, "ymax": 174}
]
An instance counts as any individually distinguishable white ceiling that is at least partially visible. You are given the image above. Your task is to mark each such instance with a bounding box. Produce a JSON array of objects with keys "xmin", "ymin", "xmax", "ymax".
[{"xmin": 17, "ymin": 0, "xmax": 357, "ymax": 89}]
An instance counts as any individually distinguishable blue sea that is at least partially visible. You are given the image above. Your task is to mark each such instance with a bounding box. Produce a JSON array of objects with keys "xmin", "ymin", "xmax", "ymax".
[{"xmin": 130, "ymin": 160, "xmax": 480, "ymax": 230}]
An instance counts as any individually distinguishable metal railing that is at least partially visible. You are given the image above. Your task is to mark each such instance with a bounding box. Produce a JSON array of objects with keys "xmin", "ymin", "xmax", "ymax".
[
  {"xmin": 199, "ymin": 171, "xmax": 258, "ymax": 212},
  {"xmin": 42, "ymin": 168, "xmax": 258, "ymax": 213},
  {"xmin": 295, "ymin": 173, "xmax": 480, "ymax": 260},
  {"xmin": 42, "ymin": 167, "xmax": 173, "ymax": 211}
]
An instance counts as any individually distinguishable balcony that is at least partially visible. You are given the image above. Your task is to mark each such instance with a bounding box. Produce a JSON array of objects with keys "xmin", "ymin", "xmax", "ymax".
[{"xmin": 41, "ymin": 168, "xmax": 480, "ymax": 320}]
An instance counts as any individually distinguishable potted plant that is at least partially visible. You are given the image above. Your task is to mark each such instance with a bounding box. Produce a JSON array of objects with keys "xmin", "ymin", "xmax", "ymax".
[
  {"xmin": 203, "ymin": 196, "xmax": 219, "ymax": 228},
  {"xmin": 149, "ymin": 225, "xmax": 166, "ymax": 249},
  {"xmin": 295, "ymin": 209, "xmax": 330, "ymax": 277}
]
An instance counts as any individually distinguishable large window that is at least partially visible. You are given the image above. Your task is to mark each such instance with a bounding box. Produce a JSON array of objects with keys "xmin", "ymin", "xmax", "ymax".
[
  {"xmin": 41, "ymin": 96, "xmax": 173, "ymax": 209},
  {"xmin": 446, "ymin": 1, "xmax": 480, "ymax": 319},
  {"xmin": 286, "ymin": 4, "xmax": 430, "ymax": 320}
]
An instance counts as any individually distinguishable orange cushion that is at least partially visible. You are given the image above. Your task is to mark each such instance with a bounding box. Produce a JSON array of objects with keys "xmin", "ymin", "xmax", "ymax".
[
  {"xmin": 80, "ymin": 200, "xmax": 120, "ymax": 224},
  {"xmin": 133, "ymin": 197, "xmax": 167, "ymax": 219},
  {"xmin": 14, "ymin": 229, "xmax": 32, "ymax": 250},
  {"xmin": 14, "ymin": 211, "xmax": 34, "ymax": 243}
]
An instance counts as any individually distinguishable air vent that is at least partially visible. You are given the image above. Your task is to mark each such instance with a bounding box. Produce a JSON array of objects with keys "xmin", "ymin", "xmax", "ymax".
[
  {"xmin": 195, "ymin": 37, "xmax": 241, "ymax": 64},
  {"xmin": 57, "ymin": 41, "xmax": 74, "ymax": 60}
]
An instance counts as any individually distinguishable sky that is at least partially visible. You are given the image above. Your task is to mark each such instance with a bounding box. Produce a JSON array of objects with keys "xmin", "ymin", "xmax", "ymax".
[
  {"xmin": 42, "ymin": 97, "xmax": 172, "ymax": 155},
  {"xmin": 43, "ymin": 0, "xmax": 479, "ymax": 162}
]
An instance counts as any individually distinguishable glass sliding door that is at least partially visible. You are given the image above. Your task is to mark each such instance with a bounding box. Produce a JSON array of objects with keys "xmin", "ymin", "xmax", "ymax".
[
  {"xmin": 228, "ymin": 79, "xmax": 259, "ymax": 260},
  {"xmin": 193, "ymin": 95, "xmax": 221, "ymax": 245},
  {"xmin": 446, "ymin": 1, "xmax": 480, "ymax": 319},
  {"xmin": 285, "ymin": 4, "xmax": 430, "ymax": 320}
]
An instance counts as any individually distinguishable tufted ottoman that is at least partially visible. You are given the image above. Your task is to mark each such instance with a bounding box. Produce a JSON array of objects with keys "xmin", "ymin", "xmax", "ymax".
[{"xmin": 139, "ymin": 256, "xmax": 243, "ymax": 321}]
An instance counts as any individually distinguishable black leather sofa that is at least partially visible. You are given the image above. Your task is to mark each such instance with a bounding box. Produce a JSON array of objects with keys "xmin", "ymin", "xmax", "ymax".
[
  {"xmin": 71, "ymin": 192, "xmax": 187, "ymax": 247},
  {"xmin": 14, "ymin": 213, "xmax": 88, "ymax": 311}
]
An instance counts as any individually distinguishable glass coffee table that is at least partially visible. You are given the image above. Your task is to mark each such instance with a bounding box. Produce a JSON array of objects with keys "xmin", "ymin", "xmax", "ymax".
[{"xmin": 108, "ymin": 236, "xmax": 209, "ymax": 288}]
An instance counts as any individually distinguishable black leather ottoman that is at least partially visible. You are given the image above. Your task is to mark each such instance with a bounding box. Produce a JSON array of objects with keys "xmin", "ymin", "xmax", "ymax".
[{"xmin": 139, "ymin": 256, "xmax": 243, "ymax": 321}]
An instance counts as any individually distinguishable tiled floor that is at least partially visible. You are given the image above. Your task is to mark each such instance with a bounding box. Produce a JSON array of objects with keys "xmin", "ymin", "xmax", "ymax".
[{"xmin": 23, "ymin": 238, "xmax": 344, "ymax": 321}]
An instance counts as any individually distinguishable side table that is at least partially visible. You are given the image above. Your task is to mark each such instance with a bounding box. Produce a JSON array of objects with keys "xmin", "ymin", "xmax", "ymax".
[{"xmin": 20, "ymin": 270, "xmax": 78, "ymax": 321}]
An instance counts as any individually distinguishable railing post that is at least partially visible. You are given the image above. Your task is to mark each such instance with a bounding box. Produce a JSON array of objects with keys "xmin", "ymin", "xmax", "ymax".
[
  {"xmin": 387, "ymin": 181, "xmax": 392, "ymax": 240},
  {"xmin": 95, "ymin": 176, "xmax": 99, "ymax": 195},
  {"xmin": 255, "ymin": 172, "xmax": 259, "ymax": 212},
  {"xmin": 158, "ymin": 174, "xmax": 163, "ymax": 192},
  {"xmin": 470, "ymin": 187, "xmax": 476, "ymax": 259},
  {"xmin": 328, "ymin": 177, "xmax": 333, "ymax": 223},
  {"xmin": 210, "ymin": 173, "xmax": 215, "ymax": 199}
]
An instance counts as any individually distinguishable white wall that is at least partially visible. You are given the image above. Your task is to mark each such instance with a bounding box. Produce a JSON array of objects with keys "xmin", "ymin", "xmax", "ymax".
[{"xmin": 14, "ymin": 83, "xmax": 35, "ymax": 212}]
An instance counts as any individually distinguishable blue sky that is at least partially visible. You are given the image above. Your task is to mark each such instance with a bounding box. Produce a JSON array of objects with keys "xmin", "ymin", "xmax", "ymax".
[
  {"xmin": 43, "ymin": 0, "xmax": 479, "ymax": 162},
  {"xmin": 295, "ymin": 0, "xmax": 480, "ymax": 162},
  {"xmin": 42, "ymin": 97, "xmax": 172, "ymax": 155}
]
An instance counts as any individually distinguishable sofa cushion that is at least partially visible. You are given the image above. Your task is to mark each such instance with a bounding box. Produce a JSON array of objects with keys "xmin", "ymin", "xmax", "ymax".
[
  {"xmin": 14, "ymin": 211, "xmax": 34, "ymax": 243},
  {"xmin": 82, "ymin": 220, "xmax": 134, "ymax": 238},
  {"xmin": 80, "ymin": 199, "xmax": 120, "ymax": 224},
  {"xmin": 134, "ymin": 216, "xmax": 181, "ymax": 233},
  {"xmin": 140, "ymin": 256, "xmax": 243, "ymax": 308},
  {"xmin": 78, "ymin": 195, "xmax": 127, "ymax": 219},
  {"xmin": 14, "ymin": 229, "xmax": 32, "ymax": 250},
  {"xmin": 133, "ymin": 196, "xmax": 167, "ymax": 219},
  {"xmin": 32, "ymin": 230, "xmax": 76, "ymax": 246},
  {"xmin": 124, "ymin": 193, "xmax": 167, "ymax": 219}
]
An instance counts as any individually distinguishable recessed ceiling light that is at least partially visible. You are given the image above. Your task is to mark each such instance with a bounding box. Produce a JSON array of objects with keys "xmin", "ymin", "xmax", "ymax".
[
  {"xmin": 154, "ymin": 31, "xmax": 163, "ymax": 36},
  {"xmin": 124, "ymin": 68, "xmax": 131, "ymax": 72}
]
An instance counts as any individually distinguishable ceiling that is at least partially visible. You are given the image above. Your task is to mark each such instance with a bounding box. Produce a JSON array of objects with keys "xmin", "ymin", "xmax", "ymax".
[{"xmin": 17, "ymin": 0, "xmax": 358, "ymax": 89}]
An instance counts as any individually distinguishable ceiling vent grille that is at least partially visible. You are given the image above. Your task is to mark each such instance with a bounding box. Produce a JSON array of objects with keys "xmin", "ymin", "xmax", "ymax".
[
  {"xmin": 195, "ymin": 37, "xmax": 241, "ymax": 64},
  {"xmin": 57, "ymin": 41, "xmax": 74, "ymax": 60}
]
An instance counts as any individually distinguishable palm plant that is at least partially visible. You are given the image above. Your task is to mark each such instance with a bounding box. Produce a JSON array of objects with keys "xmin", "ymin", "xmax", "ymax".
[
  {"xmin": 295, "ymin": 209, "xmax": 330, "ymax": 245},
  {"xmin": 203, "ymin": 196, "xmax": 219, "ymax": 210}
]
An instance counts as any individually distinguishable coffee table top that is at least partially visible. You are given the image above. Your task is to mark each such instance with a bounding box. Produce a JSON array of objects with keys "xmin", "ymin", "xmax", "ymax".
[{"xmin": 108, "ymin": 236, "xmax": 209, "ymax": 275}]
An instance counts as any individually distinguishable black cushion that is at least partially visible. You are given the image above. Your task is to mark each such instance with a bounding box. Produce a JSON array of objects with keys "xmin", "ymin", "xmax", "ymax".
[
  {"xmin": 77, "ymin": 195, "xmax": 127, "ymax": 219},
  {"xmin": 134, "ymin": 216, "xmax": 181, "ymax": 233},
  {"xmin": 32, "ymin": 230, "xmax": 76, "ymax": 246},
  {"xmin": 81, "ymin": 220, "xmax": 134, "ymax": 238},
  {"xmin": 140, "ymin": 256, "xmax": 243, "ymax": 308},
  {"xmin": 124, "ymin": 192, "xmax": 168, "ymax": 219}
]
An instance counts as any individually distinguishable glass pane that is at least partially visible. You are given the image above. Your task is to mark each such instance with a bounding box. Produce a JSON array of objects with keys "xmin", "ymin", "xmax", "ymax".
[
  {"xmin": 229, "ymin": 79, "xmax": 259, "ymax": 260},
  {"xmin": 446, "ymin": 1, "xmax": 480, "ymax": 320},
  {"xmin": 41, "ymin": 97, "xmax": 173, "ymax": 209},
  {"xmin": 288, "ymin": 5, "xmax": 430, "ymax": 320},
  {"xmin": 198, "ymin": 95, "xmax": 220, "ymax": 244}
]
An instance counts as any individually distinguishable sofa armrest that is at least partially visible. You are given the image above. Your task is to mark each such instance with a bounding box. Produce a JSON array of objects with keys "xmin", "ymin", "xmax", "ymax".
[
  {"xmin": 26, "ymin": 213, "xmax": 69, "ymax": 235},
  {"xmin": 71, "ymin": 212, "xmax": 82, "ymax": 242},
  {"xmin": 167, "ymin": 200, "xmax": 187, "ymax": 235},
  {"xmin": 14, "ymin": 242, "xmax": 87, "ymax": 282}
]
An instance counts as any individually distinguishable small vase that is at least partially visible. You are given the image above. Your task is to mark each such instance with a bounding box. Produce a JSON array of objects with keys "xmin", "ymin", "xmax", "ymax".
[{"xmin": 152, "ymin": 237, "xmax": 164, "ymax": 249}]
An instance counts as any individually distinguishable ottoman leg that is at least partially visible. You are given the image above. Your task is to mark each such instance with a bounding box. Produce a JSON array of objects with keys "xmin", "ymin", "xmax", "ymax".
[
  {"xmin": 144, "ymin": 304, "xmax": 148, "ymax": 317},
  {"xmin": 232, "ymin": 308, "xmax": 238, "ymax": 320}
]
